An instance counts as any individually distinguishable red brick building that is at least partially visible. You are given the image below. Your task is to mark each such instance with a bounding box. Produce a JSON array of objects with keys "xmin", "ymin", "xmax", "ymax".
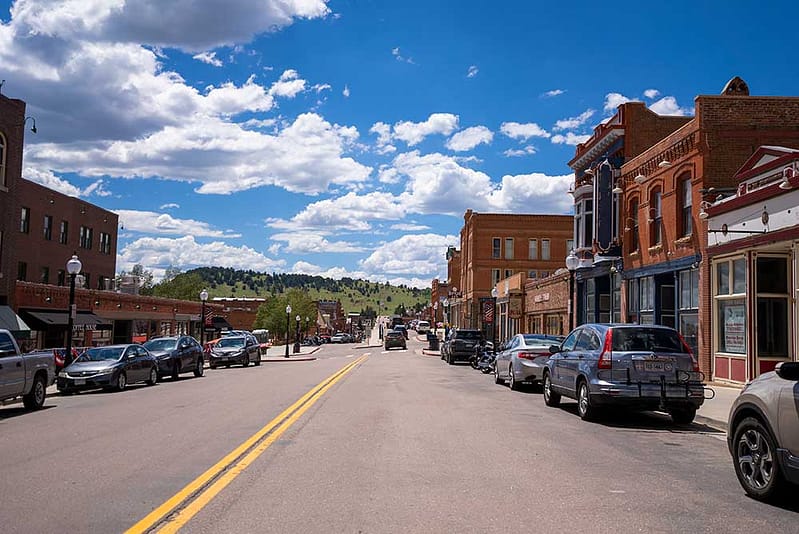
[{"xmin": 524, "ymin": 272, "xmax": 570, "ymax": 337}]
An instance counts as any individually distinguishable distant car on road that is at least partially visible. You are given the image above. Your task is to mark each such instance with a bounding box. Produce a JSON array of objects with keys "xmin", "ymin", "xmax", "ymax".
[
  {"xmin": 416, "ymin": 320, "xmax": 430, "ymax": 334},
  {"xmin": 384, "ymin": 330, "xmax": 407, "ymax": 350},
  {"xmin": 57, "ymin": 344, "xmax": 158, "ymax": 393},
  {"xmin": 442, "ymin": 328, "xmax": 483, "ymax": 365},
  {"xmin": 330, "ymin": 333, "xmax": 347, "ymax": 343},
  {"xmin": 208, "ymin": 335, "xmax": 260, "ymax": 368},
  {"xmin": 543, "ymin": 324, "xmax": 704, "ymax": 423},
  {"xmin": 143, "ymin": 336, "xmax": 204, "ymax": 380},
  {"xmin": 728, "ymin": 361, "xmax": 799, "ymax": 502},
  {"xmin": 494, "ymin": 333, "xmax": 565, "ymax": 390},
  {"xmin": 393, "ymin": 324, "xmax": 409, "ymax": 340}
]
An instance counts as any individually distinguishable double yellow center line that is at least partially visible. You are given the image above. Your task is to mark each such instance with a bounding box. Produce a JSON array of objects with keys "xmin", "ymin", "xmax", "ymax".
[{"xmin": 126, "ymin": 354, "xmax": 368, "ymax": 533}]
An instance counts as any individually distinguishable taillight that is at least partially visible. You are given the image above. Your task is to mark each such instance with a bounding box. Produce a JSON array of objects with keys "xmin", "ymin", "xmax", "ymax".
[
  {"xmin": 598, "ymin": 328, "xmax": 613, "ymax": 369},
  {"xmin": 517, "ymin": 352, "xmax": 536, "ymax": 360},
  {"xmin": 678, "ymin": 333, "xmax": 700, "ymax": 372}
]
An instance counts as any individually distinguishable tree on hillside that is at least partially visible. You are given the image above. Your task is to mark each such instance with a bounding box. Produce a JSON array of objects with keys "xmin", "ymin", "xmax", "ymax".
[
  {"xmin": 253, "ymin": 288, "xmax": 316, "ymax": 342},
  {"xmin": 151, "ymin": 272, "xmax": 205, "ymax": 300}
]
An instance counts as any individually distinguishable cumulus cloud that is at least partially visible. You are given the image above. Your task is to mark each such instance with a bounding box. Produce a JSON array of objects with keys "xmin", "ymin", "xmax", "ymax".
[
  {"xmin": 467, "ymin": 65, "xmax": 478, "ymax": 78},
  {"xmin": 342, "ymin": 84, "xmax": 350, "ymax": 97},
  {"xmin": 270, "ymin": 232, "xmax": 364, "ymax": 254},
  {"xmin": 445, "ymin": 126, "xmax": 493, "ymax": 151},
  {"xmin": 193, "ymin": 51, "xmax": 222, "ymax": 66},
  {"xmin": 503, "ymin": 146, "xmax": 537, "ymax": 157},
  {"xmin": 644, "ymin": 89, "xmax": 660, "ymax": 99},
  {"xmin": 22, "ymin": 167, "xmax": 82, "ymax": 197},
  {"xmin": 649, "ymin": 96, "xmax": 691, "ymax": 116},
  {"xmin": 551, "ymin": 132, "xmax": 591, "ymax": 145},
  {"xmin": 114, "ymin": 209, "xmax": 241, "ymax": 237},
  {"xmin": 117, "ymin": 235, "xmax": 284, "ymax": 280},
  {"xmin": 500, "ymin": 122, "xmax": 550, "ymax": 141},
  {"xmin": 553, "ymin": 109, "xmax": 595, "ymax": 131},
  {"xmin": 391, "ymin": 46, "xmax": 414, "ymax": 64},
  {"xmin": 160, "ymin": 203, "xmax": 180, "ymax": 209},
  {"xmin": 604, "ymin": 92, "xmax": 634, "ymax": 113},
  {"xmin": 267, "ymin": 191, "xmax": 406, "ymax": 232},
  {"xmin": 543, "ymin": 89, "xmax": 565, "ymax": 97},
  {"xmin": 268, "ymin": 69, "xmax": 306, "ymax": 98},
  {"xmin": 392, "ymin": 113, "xmax": 459, "ymax": 146},
  {"xmin": 390, "ymin": 223, "xmax": 430, "ymax": 231},
  {"xmin": 359, "ymin": 233, "xmax": 459, "ymax": 277}
]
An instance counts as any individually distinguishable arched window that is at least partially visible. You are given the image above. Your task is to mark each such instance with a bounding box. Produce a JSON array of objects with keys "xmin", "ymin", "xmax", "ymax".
[
  {"xmin": 0, "ymin": 131, "xmax": 7, "ymax": 188},
  {"xmin": 649, "ymin": 188, "xmax": 662, "ymax": 246},
  {"xmin": 679, "ymin": 174, "xmax": 692, "ymax": 237}
]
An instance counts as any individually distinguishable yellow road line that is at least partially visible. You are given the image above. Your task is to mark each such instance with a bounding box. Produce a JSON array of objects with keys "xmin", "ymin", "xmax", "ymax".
[{"xmin": 126, "ymin": 355, "xmax": 367, "ymax": 534}]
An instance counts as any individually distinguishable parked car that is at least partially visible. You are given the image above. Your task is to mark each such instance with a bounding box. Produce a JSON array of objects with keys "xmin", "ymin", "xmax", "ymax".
[
  {"xmin": 57, "ymin": 344, "xmax": 158, "ymax": 393},
  {"xmin": 442, "ymin": 328, "xmax": 483, "ymax": 365},
  {"xmin": 208, "ymin": 335, "xmax": 261, "ymax": 368},
  {"xmin": 416, "ymin": 320, "xmax": 430, "ymax": 334},
  {"xmin": 494, "ymin": 333, "xmax": 565, "ymax": 390},
  {"xmin": 330, "ymin": 333, "xmax": 347, "ymax": 343},
  {"xmin": 728, "ymin": 361, "xmax": 799, "ymax": 502},
  {"xmin": 143, "ymin": 335, "xmax": 204, "ymax": 379},
  {"xmin": 543, "ymin": 324, "xmax": 704, "ymax": 423},
  {"xmin": 0, "ymin": 329, "xmax": 56, "ymax": 409},
  {"xmin": 393, "ymin": 324, "xmax": 409, "ymax": 340},
  {"xmin": 384, "ymin": 330, "xmax": 407, "ymax": 350}
]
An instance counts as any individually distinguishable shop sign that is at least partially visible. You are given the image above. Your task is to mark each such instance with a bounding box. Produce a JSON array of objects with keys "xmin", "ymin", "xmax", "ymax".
[
  {"xmin": 724, "ymin": 304, "xmax": 746, "ymax": 353},
  {"xmin": 72, "ymin": 324, "xmax": 96, "ymax": 332},
  {"xmin": 509, "ymin": 297, "xmax": 523, "ymax": 319},
  {"xmin": 534, "ymin": 293, "xmax": 550, "ymax": 303}
]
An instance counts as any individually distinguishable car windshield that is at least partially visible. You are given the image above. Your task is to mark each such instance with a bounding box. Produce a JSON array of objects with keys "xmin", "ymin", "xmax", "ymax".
[
  {"xmin": 612, "ymin": 328, "xmax": 684, "ymax": 353},
  {"xmin": 456, "ymin": 331, "xmax": 481, "ymax": 340},
  {"xmin": 387, "ymin": 332, "xmax": 402, "ymax": 338},
  {"xmin": 522, "ymin": 334, "xmax": 564, "ymax": 345},
  {"xmin": 77, "ymin": 347, "xmax": 124, "ymax": 362},
  {"xmin": 216, "ymin": 337, "xmax": 245, "ymax": 348},
  {"xmin": 143, "ymin": 339, "xmax": 178, "ymax": 351}
]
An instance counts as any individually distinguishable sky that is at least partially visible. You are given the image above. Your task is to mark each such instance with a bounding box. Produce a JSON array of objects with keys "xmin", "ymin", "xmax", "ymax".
[{"xmin": 2, "ymin": 0, "xmax": 798, "ymax": 289}]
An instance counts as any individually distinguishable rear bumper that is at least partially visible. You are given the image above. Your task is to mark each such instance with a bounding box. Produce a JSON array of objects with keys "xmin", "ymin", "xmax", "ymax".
[
  {"xmin": 513, "ymin": 360, "xmax": 547, "ymax": 382},
  {"xmin": 589, "ymin": 379, "xmax": 705, "ymax": 409}
]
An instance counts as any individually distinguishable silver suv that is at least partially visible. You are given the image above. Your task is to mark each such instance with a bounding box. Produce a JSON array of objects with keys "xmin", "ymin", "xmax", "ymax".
[
  {"xmin": 728, "ymin": 362, "xmax": 799, "ymax": 502},
  {"xmin": 543, "ymin": 324, "xmax": 704, "ymax": 423}
]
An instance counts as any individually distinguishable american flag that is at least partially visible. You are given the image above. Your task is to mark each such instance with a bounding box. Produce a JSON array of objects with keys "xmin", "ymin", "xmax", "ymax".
[
  {"xmin": 482, "ymin": 300, "xmax": 494, "ymax": 323},
  {"xmin": 204, "ymin": 308, "xmax": 213, "ymax": 327}
]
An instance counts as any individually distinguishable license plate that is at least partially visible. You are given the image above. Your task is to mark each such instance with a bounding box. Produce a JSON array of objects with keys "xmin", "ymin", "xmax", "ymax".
[
  {"xmin": 73, "ymin": 378, "xmax": 86, "ymax": 385},
  {"xmin": 636, "ymin": 361, "xmax": 673, "ymax": 372}
]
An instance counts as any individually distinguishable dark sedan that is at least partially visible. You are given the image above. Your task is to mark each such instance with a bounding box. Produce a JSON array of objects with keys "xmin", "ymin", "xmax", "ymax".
[
  {"xmin": 208, "ymin": 335, "xmax": 261, "ymax": 368},
  {"xmin": 143, "ymin": 335, "xmax": 204, "ymax": 379},
  {"xmin": 57, "ymin": 344, "xmax": 158, "ymax": 393}
]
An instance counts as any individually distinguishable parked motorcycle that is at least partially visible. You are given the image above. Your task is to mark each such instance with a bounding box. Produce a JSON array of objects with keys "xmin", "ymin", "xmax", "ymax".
[{"xmin": 471, "ymin": 341, "xmax": 495, "ymax": 372}]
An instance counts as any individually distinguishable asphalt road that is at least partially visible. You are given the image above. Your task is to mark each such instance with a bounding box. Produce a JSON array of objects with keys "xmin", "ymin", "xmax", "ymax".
[{"xmin": 0, "ymin": 336, "xmax": 796, "ymax": 533}]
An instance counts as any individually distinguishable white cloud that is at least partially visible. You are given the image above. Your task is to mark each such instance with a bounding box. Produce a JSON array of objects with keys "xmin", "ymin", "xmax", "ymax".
[
  {"xmin": 648, "ymin": 96, "xmax": 691, "ymax": 116},
  {"xmin": 369, "ymin": 121, "xmax": 394, "ymax": 153},
  {"xmin": 551, "ymin": 132, "xmax": 591, "ymax": 145},
  {"xmin": 342, "ymin": 84, "xmax": 350, "ymax": 97},
  {"xmin": 313, "ymin": 83, "xmax": 331, "ymax": 93},
  {"xmin": 500, "ymin": 122, "xmax": 550, "ymax": 141},
  {"xmin": 390, "ymin": 223, "xmax": 430, "ymax": 231},
  {"xmin": 270, "ymin": 231, "xmax": 364, "ymax": 254},
  {"xmin": 267, "ymin": 191, "xmax": 406, "ymax": 232},
  {"xmin": 503, "ymin": 146, "xmax": 537, "ymax": 157},
  {"xmin": 644, "ymin": 88, "xmax": 660, "ymax": 99},
  {"xmin": 604, "ymin": 92, "xmax": 635, "ymax": 113},
  {"xmin": 391, "ymin": 46, "xmax": 414, "ymax": 64},
  {"xmin": 117, "ymin": 235, "xmax": 284, "ymax": 280},
  {"xmin": 445, "ymin": 126, "xmax": 493, "ymax": 151},
  {"xmin": 193, "ymin": 51, "xmax": 222, "ymax": 67},
  {"xmin": 543, "ymin": 89, "xmax": 565, "ymax": 97},
  {"xmin": 359, "ymin": 233, "xmax": 458, "ymax": 277},
  {"xmin": 115, "ymin": 210, "xmax": 241, "ymax": 237},
  {"xmin": 160, "ymin": 203, "xmax": 180, "ymax": 209},
  {"xmin": 82, "ymin": 179, "xmax": 112, "ymax": 197},
  {"xmin": 553, "ymin": 109, "xmax": 595, "ymax": 131},
  {"xmin": 268, "ymin": 69, "xmax": 306, "ymax": 98},
  {"xmin": 22, "ymin": 167, "xmax": 82, "ymax": 197},
  {"xmin": 392, "ymin": 113, "xmax": 459, "ymax": 146},
  {"xmin": 485, "ymin": 172, "xmax": 573, "ymax": 213},
  {"xmin": 467, "ymin": 65, "xmax": 478, "ymax": 78}
]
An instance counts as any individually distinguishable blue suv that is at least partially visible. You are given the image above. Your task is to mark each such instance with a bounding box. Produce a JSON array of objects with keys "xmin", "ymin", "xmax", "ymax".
[{"xmin": 543, "ymin": 324, "xmax": 704, "ymax": 424}]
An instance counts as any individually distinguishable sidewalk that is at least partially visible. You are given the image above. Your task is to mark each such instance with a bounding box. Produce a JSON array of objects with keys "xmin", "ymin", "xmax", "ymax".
[{"xmin": 262, "ymin": 343, "xmax": 320, "ymax": 361}]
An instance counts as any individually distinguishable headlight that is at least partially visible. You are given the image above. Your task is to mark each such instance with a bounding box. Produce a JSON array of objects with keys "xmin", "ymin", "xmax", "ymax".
[
  {"xmin": 92, "ymin": 368, "xmax": 114, "ymax": 376},
  {"xmin": 58, "ymin": 371, "xmax": 67, "ymax": 378}
]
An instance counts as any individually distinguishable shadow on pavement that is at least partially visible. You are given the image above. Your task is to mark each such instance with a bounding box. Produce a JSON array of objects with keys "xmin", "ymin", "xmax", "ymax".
[
  {"xmin": 0, "ymin": 405, "xmax": 56, "ymax": 420},
  {"xmin": 549, "ymin": 402, "xmax": 724, "ymax": 434}
]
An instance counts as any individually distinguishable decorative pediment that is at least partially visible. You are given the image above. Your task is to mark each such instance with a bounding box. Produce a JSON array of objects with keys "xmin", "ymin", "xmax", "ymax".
[
  {"xmin": 721, "ymin": 76, "xmax": 749, "ymax": 96},
  {"xmin": 734, "ymin": 146, "xmax": 799, "ymax": 179}
]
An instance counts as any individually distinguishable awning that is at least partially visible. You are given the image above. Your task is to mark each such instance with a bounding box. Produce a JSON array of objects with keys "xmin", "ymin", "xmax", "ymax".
[
  {"xmin": 0, "ymin": 306, "xmax": 31, "ymax": 338},
  {"xmin": 210, "ymin": 316, "xmax": 232, "ymax": 330},
  {"xmin": 23, "ymin": 310, "xmax": 112, "ymax": 329}
]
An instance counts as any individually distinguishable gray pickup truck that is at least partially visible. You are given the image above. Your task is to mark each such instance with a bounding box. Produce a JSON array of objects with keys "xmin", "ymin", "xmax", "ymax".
[{"xmin": 0, "ymin": 329, "xmax": 56, "ymax": 410}]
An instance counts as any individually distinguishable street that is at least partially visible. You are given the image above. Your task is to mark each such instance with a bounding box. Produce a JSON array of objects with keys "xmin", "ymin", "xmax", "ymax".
[{"xmin": 0, "ymin": 336, "xmax": 796, "ymax": 533}]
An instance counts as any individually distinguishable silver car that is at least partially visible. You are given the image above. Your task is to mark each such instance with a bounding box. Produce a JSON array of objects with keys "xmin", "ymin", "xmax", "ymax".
[
  {"xmin": 543, "ymin": 324, "xmax": 704, "ymax": 423},
  {"xmin": 728, "ymin": 362, "xmax": 799, "ymax": 502},
  {"xmin": 494, "ymin": 333, "xmax": 564, "ymax": 390}
]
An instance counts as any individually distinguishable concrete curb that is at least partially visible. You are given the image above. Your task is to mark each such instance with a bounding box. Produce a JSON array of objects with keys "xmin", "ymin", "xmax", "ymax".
[
  {"xmin": 355, "ymin": 344, "xmax": 384, "ymax": 350},
  {"xmin": 695, "ymin": 414, "xmax": 727, "ymax": 433},
  {"xmin": 262, "ymin": 356, "xmax": 317, "ymax": 362},
  {"xmin": 421, "ymin": 349, "xmax": 441, "ymax": 357}
]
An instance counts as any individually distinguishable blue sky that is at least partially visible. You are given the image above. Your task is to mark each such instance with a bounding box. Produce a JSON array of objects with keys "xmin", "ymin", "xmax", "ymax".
[{"xmin": 2, "ymin": 0, "xmax": 797, "ymax": 288}]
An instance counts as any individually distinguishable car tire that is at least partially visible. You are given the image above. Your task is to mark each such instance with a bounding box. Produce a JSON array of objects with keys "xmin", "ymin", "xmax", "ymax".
[
  {"xmin": 494, "ymin": 365, "xmax": 505, "ymax": 385},
  {"xmin": 254, "ymin": 355, "xmax": 261, "ymax": 366},
  {"xmin": 242, "ymin": 355, "xmax": 249, "ymax": 367},
  {"xmin": 543, "ymin": 373, "xmax": 560, "ymax": 406},
  {"xmin": 576, "ymin": 379, "xmax": 597, "ymax": 421},
  {"xmin": 23, "ymin": 373, "xmax": 47, "ymax": 410},
  {"xmin": 732, "ymin": 416, "xmax": 788, "ymax": 502},
  {"xmin": 146, "ymin": 367, "xmax": 158, "ymax": 386},
  {"xmin": 509, "ymin": 364, "xmax": 521, "ymax": 391},
  {"xmin": 171, "ymin": 360, "xmax": 180, "ymax": 380},
  {"xmin": 194, "ymin": 358, "xmax": 205, "ymax": 377},
  {"xmin": 670, "ymin": 407, "xmax": 696, "ymax": 425},
  {"xmin": 115, "ymin": 372, "xmax": 127, "ymax": 392},
  {"xmin": 209, "ymin": 363, "xmax": 217, "ymax": 370}
]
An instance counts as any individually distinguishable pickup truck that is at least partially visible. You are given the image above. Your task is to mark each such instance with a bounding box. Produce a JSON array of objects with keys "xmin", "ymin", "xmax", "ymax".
[{"xmin": 0, "ymin": 329, "xmax": 56, "ymax": 410}]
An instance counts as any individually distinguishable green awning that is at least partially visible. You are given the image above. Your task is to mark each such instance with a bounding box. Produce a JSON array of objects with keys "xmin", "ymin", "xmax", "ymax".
[{"xmin": 0, "ymin": 306, "xmax": 31, "ymax": 339}]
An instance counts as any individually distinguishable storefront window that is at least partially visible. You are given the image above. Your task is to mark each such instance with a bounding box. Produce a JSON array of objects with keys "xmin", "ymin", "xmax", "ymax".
[
  {"xmin": 756, "ymin": 256, "xmax": 789, "ymax": 358},
  {"xmin": 639, "ymin": 276, "xmax": 654, "ymax": 324},
  {"xmin": 612, "ymin": 274, "xmax": 622, "ymax": 323},
  {"xmin": 627, "ymin": 278, "xmax": 639, "ymax": 323},
  {"xmin": 585, "ymin": 278, "xmax": 595, "ymax": 323},
  {"xmin": 715, "ymin": 256, "xmax": 747, "ymax": 355},
  {"xmin": 717, "ymin": 262, "xmax": 730, "ymax": 294},
  {"xmin": 678, "ymin": 268, "xmax": 699, "ymax": 356}
]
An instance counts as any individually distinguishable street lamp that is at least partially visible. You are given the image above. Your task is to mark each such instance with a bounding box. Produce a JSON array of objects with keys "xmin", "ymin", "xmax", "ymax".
[
  {"xmin": 199, "ymin": 289, "xmax": 208, "ymax": 347},
  {"xmin": 285, "ymin": 304, "xmax": 292, "ymax": 358},
  {"xmin": 490, "ymin": 287, "xmax": 498, "ymax": 346},
  {"xmin": 565, "ymin": 249, "xmax": 579, "ymax": 332},
  {"xmin": 294, "ymin": 314, "xmax": 301, "ymax": 353},
  {"xmin": 64, "ymin": 254, "xmax": 82, "ymax": 367},
  {"xmin": 305, "ymin": 316, "xmax": 310, "ymax": 338},
  {"xmin": 433, "ymin": 301, "xmax": 439, "ymax": 332}
]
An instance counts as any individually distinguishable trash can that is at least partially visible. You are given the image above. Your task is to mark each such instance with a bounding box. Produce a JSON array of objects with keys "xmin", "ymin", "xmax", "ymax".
[{"xmin": 427, "ymin": 333, "xmax": 439, "ymax": 351}]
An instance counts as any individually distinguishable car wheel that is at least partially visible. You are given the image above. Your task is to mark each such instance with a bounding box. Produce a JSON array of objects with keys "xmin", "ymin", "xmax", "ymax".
[
  {"xmin": 115, "ymin": 372, "xmax": 127, "ymax": 392},
  {"xmin": 171, "ymin": 360, "xmax": 180, "ymax": 380},
  {"xmin": 23, "ymin": 373, "xmax": 47, "ymax": 409},
  {"xmin": 209, "ymin": 363, "xmax": 217, "ymax": 370},
  {"xmin": 732, "ymin": 417, "xmax": 788, "ymax": 502},
  {"xmin": 577, "ymin": 380, "xmax": 596, "ymax": 421},
  {"xmin": 194, "ymin": 358, "xmax": 205, "ymax": 377},
  {"xmin": 242, "ymin": 354, "xmax": 249, "ymax": 367},
  {"xmin": 543, "ymin": 373, "xmax": 560, "ymax": 406},
  {"xmin": 670, "ymin": 407, "xmax": 696, "ymax": 425},
  {"xmin": 147, "ymin": 367, "xmax": 158, "ymax": 386},
  {"xmin": 509, "ymin": 364, "xmax": 521, "ymax": 391},
  {"xmin": 494, "ymin": 364, "xmax": 505, "ymax": 385},
  {"xmin": 254, "ymin": 355, "xmax": 261, "ymax": 366}
]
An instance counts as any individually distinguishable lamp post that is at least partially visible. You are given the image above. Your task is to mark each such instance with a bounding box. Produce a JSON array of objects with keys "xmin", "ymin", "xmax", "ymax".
[
  {"xmin": 64, "ymin": 254, "xmax": 82, "ymax": 367},
  {"xmin": 285, "ymin": 304, "xmax": 292, "ymax": 358},
  {"xmin": 433, "ymin": 301, "xmax": 439, "ymax": 335},
  {"xmin": 305, "ymin": 316, "xmax": 310, "ymax": 339},
  {"xmin": 565, "ymin": 249, "xmax": 579, "ymax": 332},
  {"xmin": 199, "ymin": 289, "xmax": 208, "ymax": 347},
  {"xmin": 294, "ymin": 314, "xmax": 301, "ymax": 353},
  {"xmin": 490, "ymin": 287, "xmax": 498, "ymax": 346}
]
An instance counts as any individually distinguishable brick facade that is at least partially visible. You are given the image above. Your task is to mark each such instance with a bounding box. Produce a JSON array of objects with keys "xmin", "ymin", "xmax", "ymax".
[{"xmin": 524, "ymin": 272, "xmax": 570, "ymax": 336}]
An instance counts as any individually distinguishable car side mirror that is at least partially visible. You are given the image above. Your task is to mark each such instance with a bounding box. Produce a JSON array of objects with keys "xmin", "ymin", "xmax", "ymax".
[
  {"xmin": 775, "ymin": 362, "xmax": 799, "ymax": 381},
  {"xmin": 549, "ymin": 345, "xmax": 561, "ymax": 354}
]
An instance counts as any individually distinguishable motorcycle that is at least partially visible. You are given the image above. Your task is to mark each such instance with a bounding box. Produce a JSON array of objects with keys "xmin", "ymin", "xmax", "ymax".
[{"xmin": 471, "ymin": 341, "xmax": 495, "ymax": 372}]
